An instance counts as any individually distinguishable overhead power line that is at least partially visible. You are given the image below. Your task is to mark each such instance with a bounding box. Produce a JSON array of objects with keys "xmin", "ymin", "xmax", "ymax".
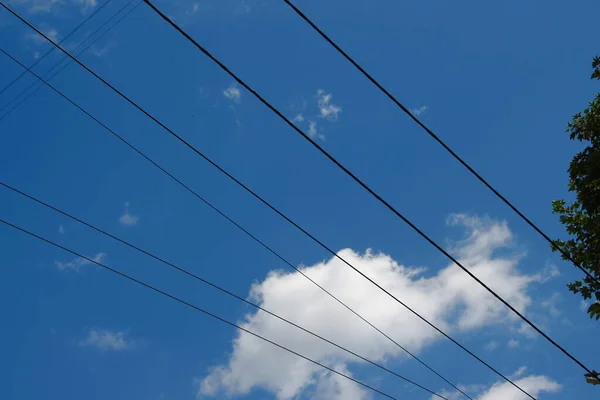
[
  {"xmin": 142, "ymin": 0, "xmax": 597, "ymax": 383},
  {"xmin": 0, "ymin": 4, "xmax": 538, "ymax": 397},
  {"xmin": 0, "ymin": 181, "xmax": 454, "ymax": 400},
  {"xmin": 0, "ymin": 46, "xmax": 472, "ymax": 399},
  {"xmin": 0, "ymin": 218, "xmax": 403, "ymax": 400},
  {"xmin": 0, "ymin": 0, "xmax": 141, "ymax": 123},
  {"xmin": 281, "ymin": 0, "xmax": 600, "ymax": 288},
  {"xmin": 0, "ymin": 0, "xmax": 112, "ymax": 101}
]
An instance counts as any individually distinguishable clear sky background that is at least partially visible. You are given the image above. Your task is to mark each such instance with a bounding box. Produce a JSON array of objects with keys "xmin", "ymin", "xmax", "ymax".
[{"xmin": 0, "ymin": 0, "xmax": 599, "ymax": 399}]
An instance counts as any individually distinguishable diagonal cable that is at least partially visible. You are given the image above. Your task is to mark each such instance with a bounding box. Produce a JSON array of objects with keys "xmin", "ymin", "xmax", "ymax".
[
  {"xmin": 0, "ymin": 218, "xmax": 402, "ymax": 400},
  {"xmin": 0, "ymin": 46, "xmax": 472, "ymax": 399},
  {"xmin": 0, "ymin": 0, "xmax": 141, "ymax": 123},
  {"xmin": 0, "ymin": 0, "xmax": 112, "ymax": 101},
  {"xmin": 0, "ymin": 5, "xmax": 538, "ymax": 397},
  {"xmin": 143, "ymin": 0, "xmax": 595, "ymax": 387},
  {"xmin": 0, "ymin": 180, "xmax": 454, "ymax": 400},
  {"xmin": 281, "ymin": 0, "xmax": 600, "ymax": 288}
]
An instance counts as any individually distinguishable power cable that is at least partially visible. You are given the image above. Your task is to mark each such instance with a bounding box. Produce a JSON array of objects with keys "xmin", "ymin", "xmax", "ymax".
[
  {"xmin": 0, "ymin": 0, "xmax": 141, "ymax": 123},
  {"xmin": 0, "ymin": 6, "xmax": 537, "ymax": 397},
  {"xmin": 0, "ymin": 218, "xmax": 402, "ymax": 400},
  {"xmin": 0, "ymin": 0, "xmax": 112, "ymax": 101},
  {"xmin": 143, "ymin": 0, "xmax": 596, "ymax": 385},
  {"xmin": 0, "ymin": 45, "xmax": 472, "ymax": 399},
  {"xmin": 281, "ymin": 0, "xmax": 600, "ymax": 288},
  {"xmin": 0, "ymin": 181, "xmax": 453, "ymax": 400}
]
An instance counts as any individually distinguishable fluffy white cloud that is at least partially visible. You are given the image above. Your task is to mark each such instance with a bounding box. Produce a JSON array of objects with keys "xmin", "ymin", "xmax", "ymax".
[
  {"xmin": 223, "ymin": 84, "xmax": 241, "ymax": 103},
  {"xmin": 119, "ymin": 202, "xmax": 139, "ymax": 227},
  {"xmin": 54, "ymin": 252, "xmax": 105, "ymax": 272},
  {"xmin": 79, "ymin": 329, "xmax": 135, "ymax": 351},
  {"xmin": 316, "ymin": 89, "xmax": 342, "ymax": 121},
  {"xmin": 198, "ymin": 214, "xmax": 554, "ymax": 399}
]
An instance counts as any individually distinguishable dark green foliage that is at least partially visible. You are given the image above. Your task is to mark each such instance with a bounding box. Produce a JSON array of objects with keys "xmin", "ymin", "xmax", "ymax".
[{"xmin": 552, "ymin": 56, "xmax": 600, "ymax": 320}]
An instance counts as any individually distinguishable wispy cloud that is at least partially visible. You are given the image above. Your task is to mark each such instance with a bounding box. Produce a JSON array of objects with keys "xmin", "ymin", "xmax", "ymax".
[
  {"xmin": 55, "ymin": 252, "xmax": 105, "ymax": 272},
  {"xmin": 119, "ymin": 202, "xmax": 139, "ymax": 227},
  {"xmin": 485, "ymin": 340, "xmax": 499, "ymax": 351},
  {"xmin": 79, "ymin": 329, "xmax": 135, "ymax": 351},
  {"xmin": 89, "ymin": 41, "xmax": 117, "ymax": 58},
  {"xmin": 75, "ymin": 0, "xmax": 96, "ymax": 13},
  {"xmin": 580, "ymin": 299, "xmax": 590, "ymax": 312},
  {"xmin": 58, "ymin": 224, "xmax": 65, "ymax": 234},
  {"xmin": 292, "ymin": 113, "xmax": 304, "ymax": 123},
  {"xmin": 25, "ymin": 26, "xmax": 59, "ymax": 44},
  {"xmin": 30, "ymin": 0, "xmax": 62, "ymax": 13},
  {"xmin": 223, "ymin": 83, "xmax": 241, "ymax": 103},
  {"xmin": 307, "ymin": 120, "xmax": 324, "ymax": 141},
  {"xmin": 410, "ymin": 105, "xmax": 427, "ymax": 116},
  {"xmin": 316, "ymin": 89, "xmax": 342, "ymax": 121},
  {"xmin": 507, "ymin": 339, "xmax": 520, "ymax": 348}
]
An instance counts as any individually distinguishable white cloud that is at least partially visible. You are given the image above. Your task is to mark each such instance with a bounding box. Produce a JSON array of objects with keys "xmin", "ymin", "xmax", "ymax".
[
  {"xmin": 477, "ymin": 374, "xmax": 560, "ymax": 400},
  {"xmin": 433, "ymin": 370, "xmax": 560, "ymax": 400},
  {"xmin": 511, "ymin": 366, "xmax": 528, "ymax": 379},
  {"xmin": 75, "ymin": 0, "xmax": 96, "ymax": 12},
  {"xmin": 198, "ymin": 215, "xmax": 548, "ymax": 399},
  {"xmin": 485, "ymin": 340, "xmax": 499, "ymax": 351},
  {"xmin": 292, "ymin": 113, "xmax": 304, "ymax": 123},
  {"xmin": 58, "ymin": 224, "xmax": 65, "ymax": 234},
  {"xmin": 54, "ymin": 252, "xmax": 105, "ymax": 272},
  {"xmin": 119, "ymin": 202, "xmax": 139, "ymax": 227},
  {"xmin": 79, "ymin": 329, "xmax": 135, "ymax": 351},
  {"xmin": 507, "ymin": 339, "xmax": 520, "ymax": 348},
  {"xmin": 540, "ymin": 292, "xmax": 562, "ymax": 317},
  {"xmin": 223, "ymin": 84, "xmax": 241, "ymax": 103},
  {"xmin": 316, "ymin": 89, "xmax": 342, "ymax": 121},
  {"xmin": 307, "ymin": 120, "xmax": 324, "ymax": 141},
  {"xmin": 29, "ymin": 0, "xmax": 62, "ymax": 13},
  {"xmin": 410, "ymin": 105, "xmax": 427, "ymax": 116},
  {"xmin": 312, "ymin": 366, "xmax": 370, "ymax": 400},
  {"xmin": 89, "ymin": 42, "xmax": 116, "ymax": 58},
  {"xmin": 26, "ymin": 26, "xmax": 59, "ymax": 44}
]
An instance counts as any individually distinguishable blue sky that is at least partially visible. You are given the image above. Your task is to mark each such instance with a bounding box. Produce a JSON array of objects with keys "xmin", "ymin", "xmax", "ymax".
[{"xmin": 0, "ymin": 0, "xmax": 599, "ymax": 399}]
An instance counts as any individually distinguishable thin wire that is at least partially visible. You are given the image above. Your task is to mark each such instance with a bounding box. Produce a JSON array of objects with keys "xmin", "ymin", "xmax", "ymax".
[
  {"xmin": 281, "ymin": 0, "xmax": 600, "ymax": 288},
  {"xmin": 0, "ymin": 46, "xmax": 471, "ymax": 400},
  {"xmin": 144, "ymin": 0, "xmax": 595, "ymax": 386},
  {"xmin": 0, "ymin": 5, "xmax": 537, "ymax": 397},
  {"xmin": 0, "ymin": 181, "xmax": 451, "ymax": 400},
  {"xmin": 0, "ymin": 0, "xmax": 112, "ymax": 101},
  {"xmin": 0, "ymin": 218, "xmax": 401, "ymax": 400},
  {"xmin": 0, "ymin": 0, "xmax": 140, "ymax": 123}
]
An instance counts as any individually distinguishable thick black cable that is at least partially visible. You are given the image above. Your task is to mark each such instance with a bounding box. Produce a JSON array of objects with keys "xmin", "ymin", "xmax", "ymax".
[
  {"xmin": 0, "ymin": 0, "xmax": 112, "ymax": 101},
  {"xmin": 0, "ymin": 5, "xmax": 535, "ymax": 397},
  {"xmin": 0, "ymin": 218, "xmax": 401, "ymax": 400},
  {"xmin": 0, "ymin": 0, "xmax": 140, "ymax": 123},
  {"xmin": 0, "ymin": 181, "xmax": 451, "ymax": 400},
  {"xmin": 144, "ymin": 0, "xmax": 592, "ymax": 386},
  {"xmin": 143, "ymin": 0, "xmax": 596, "ymax": 382},
  {"xmin": 281, "ymin": 0, "xmax": 600, "ymax": 288},
  {"xmin": 0, "ymin": 46, "xmax": 471, "ymax": 399}
]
